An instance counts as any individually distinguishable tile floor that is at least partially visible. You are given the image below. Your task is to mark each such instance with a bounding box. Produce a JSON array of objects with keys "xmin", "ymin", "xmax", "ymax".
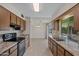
[{"xmin": 23, "ymin": 38, "xmax": 52, "ymax": 56}]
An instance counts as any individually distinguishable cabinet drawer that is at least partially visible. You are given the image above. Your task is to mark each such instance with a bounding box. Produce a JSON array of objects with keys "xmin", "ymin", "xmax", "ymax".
[
  {"xmin": 0, "ymin": 6, "xmax": 10, "ymax": 28},
  {"xmin": 10, "ymin": 13, "xmax": 16, "ymax": 24},
  {"xmin": 17, "ymin": 17, "xmax": 21, "ymax": 25},
  {"xmin": 10, "ymin": 45, "xmax": 17, "ymax": 53}
]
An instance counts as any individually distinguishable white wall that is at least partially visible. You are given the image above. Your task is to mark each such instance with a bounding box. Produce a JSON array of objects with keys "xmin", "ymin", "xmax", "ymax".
[{"xmin": 30, "ymin": 17, "xmax": 49, "ymax": 39}]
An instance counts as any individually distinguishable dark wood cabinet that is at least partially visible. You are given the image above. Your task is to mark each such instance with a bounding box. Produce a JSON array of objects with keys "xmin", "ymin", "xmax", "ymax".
[
  {"xmin": 0, "ymin": 6, "xmax": 10, "ymax": 29},
  {"xmin": 10, "ymin": 13, "xmax": 16, "ymax": 25}
]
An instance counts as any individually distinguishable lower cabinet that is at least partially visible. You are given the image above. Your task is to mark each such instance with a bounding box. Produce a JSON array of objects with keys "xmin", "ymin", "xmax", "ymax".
[
  {"xmin": 65, "ymin": 50, "xmax": 73, "ymax": 56},
  {"xmin": 48, "ymin": 37, "xmax": 57, "ymax": 56},
  {"xmin": 0, "ymin": 40, "xmax": 26, "ymax": 56},
  {"xmin": 10, "ymin": 45, "xmax": 17, "ymax": 56},
  {"xmin": 52, "ymin": 44, "xmax": 57, "ymax": 56},
  {"xmin": 0, "ymin": 44, "xmax": 17, "ymax": 56},
  {"xmin": 48, "ymin": 37, "xmax": 52, "ymax": 51},
  {"xmin": 48, "ymin": 37, "xmax": 73, "ymax": 56},
  {"xmin": 10, "ymin": 49, "xmax": 17, "ymax": 56},
  {"xmin": 0, "ymin": 51, "xmax": 9, "ymax": 56},
  {"xmin": 57, "ymin": 45, "xmax": 64, "ymax": 56}
]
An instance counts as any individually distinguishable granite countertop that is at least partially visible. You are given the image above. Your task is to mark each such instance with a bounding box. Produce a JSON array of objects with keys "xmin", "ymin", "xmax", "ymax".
[
  {"xmin": 0, "ymin": 41, "xmax": 18, "ymax": 55},
  {"xmin": 49, "ymin": 34, "xmax": 79, "ymax": 56}
]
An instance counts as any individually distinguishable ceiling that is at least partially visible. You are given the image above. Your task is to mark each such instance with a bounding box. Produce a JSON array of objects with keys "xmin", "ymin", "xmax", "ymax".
[{"xmin": 11, "ymin": 3, "xmax": 65, "ymax": 18}]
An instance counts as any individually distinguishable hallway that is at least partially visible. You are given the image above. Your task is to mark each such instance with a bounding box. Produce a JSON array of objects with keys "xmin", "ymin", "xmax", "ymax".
[{"xmin": 24, "ymin": 38, "xmax": 52, "ymax": 56}]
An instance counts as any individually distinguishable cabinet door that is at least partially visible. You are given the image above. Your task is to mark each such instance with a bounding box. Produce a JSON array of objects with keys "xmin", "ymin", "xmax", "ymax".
[
  {"xmin": 23, "ymin": 20, "xmax": 26, "ymax": 30},
  {"xmin": 48, "ymin": 38, "xmax": 51, "ymax": 49},
  {"xmin": 52, "ymin": 44, "xmax": 57, "ymax": 56},
  {"xmin": 10, "ymin": 49, "xmax": 17, "ymax": 56},
  {"xmin": 52, "ymin": 40, "xmax": 57, "ymax": 56},
  {"xmin": 17, "ymin": 17, "xmax": 21, "ymax": 26},
  {"xmin": 65, "ymin": 50, "xmax": 73, "ymax": 56},
  {"xmin": 48, "ymin": 37, "xmax": 57, "ymax": 56},
  {"xmin": 21, "ymin": 19, "xmax": 24, "ymax": 30},
  {"xmin": 57, "ymin": 45, "xmax": 64, "ymax": 56},
  {"xmin": 21, "ymin": 19, "xmax": 25, "ymax": 30},
  {"xmin": 0, "ymin": 6, "xmax": 10, "ymax": 28},
  {"xmin": 73, "ymin": 4, "xmax": 79, "ymax": 31},
  {"xmin": 54, "ymin": 20, "xmax": 59, "ymax": 31},
  {"xmin": 10, "ymin": 13, "xmax": 16, "ymax": 25},
  {"xmin": 0, "ymin": 51, "xmax": 9, "ymax": 56},
  {"xmin": 48, "ymin": 37, "xmax": 52, "ymax": 50},
  {"xmin": 10, "ymin": 45, "xmax": 17, "ymax": 56}
]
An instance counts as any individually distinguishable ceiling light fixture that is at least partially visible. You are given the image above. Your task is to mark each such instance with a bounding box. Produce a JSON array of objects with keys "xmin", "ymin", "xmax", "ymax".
[{"xmin": 33, "ymin": 3, "xmax": 39, "ymax": 12}]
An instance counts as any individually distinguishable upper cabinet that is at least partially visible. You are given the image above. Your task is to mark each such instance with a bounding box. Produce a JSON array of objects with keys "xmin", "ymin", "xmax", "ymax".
[
  {"xmin": 53, "ymin": 20, "xmax": 59, "ymax": 31},
  {"xmin": 23, "ymin": 20, "xmax": 26, "ymax": 30},
  {"xmin": 16, "ymin": 17, "xmax": 21, "ymax": 26},
  {"xmin": 21, "ymin": 19, "xmax": 26, "ymax": 31},
  {"xmin": 72, "ymin": 4, "xmax": 79, "ymax": 31},
  {"xmin": 10, "ymin": 13, "xmax": 17, "ymax": 25},
  {"xmin": 0, "ymin": 6, "xmax": 10, "ymax": 29},
  {"xmin": 21, "ymin": 19, "xmax": 24, "ymax": 30},
  {"xmin": 0, "ymin": 5, "xmax": 26, "ymax": 31}
]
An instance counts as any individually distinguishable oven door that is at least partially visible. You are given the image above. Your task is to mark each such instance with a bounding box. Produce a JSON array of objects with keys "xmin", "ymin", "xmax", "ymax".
[{"xmin": 17, "ymin": 40, "xmax": 25, "ymax": 56}]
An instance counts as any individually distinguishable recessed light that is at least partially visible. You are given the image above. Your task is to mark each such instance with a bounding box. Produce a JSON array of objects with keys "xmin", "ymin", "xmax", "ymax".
[{"xmin": 33, "ymin": 3, "xmax": 39, "ymax": 12}]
